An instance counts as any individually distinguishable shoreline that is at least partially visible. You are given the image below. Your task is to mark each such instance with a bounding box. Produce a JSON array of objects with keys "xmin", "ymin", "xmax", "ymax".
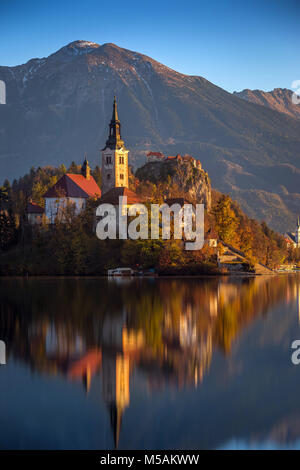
[{"xmin": 0, "ymin": 272, "xmax": 298, "ymax": 280}]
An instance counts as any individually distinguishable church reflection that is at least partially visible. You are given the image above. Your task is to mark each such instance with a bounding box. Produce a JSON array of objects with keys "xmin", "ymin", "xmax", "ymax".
[{"xmin": 0, "ymin": 274, "xmax": 299, "ymax": 447}]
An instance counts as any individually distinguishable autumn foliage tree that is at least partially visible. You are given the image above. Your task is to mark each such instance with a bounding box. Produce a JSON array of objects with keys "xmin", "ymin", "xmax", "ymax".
[
  {"xmin": 0, "ymin": 164, "xmax": 292, "ymax": 274},
  {"xmin": 212, "ymin": 195, "xmax": 239, "ymax": 245}
]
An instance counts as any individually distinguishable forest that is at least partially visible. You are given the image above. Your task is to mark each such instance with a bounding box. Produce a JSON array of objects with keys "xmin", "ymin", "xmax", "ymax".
[{"xmin": 0, "ymin": 162, "xmax": 298, "ymax": 276}]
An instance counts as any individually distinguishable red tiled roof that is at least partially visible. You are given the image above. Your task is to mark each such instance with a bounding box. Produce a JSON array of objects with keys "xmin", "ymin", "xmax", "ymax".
[
  {"xmin": 68, "ymin": 349, "xmax": 102, "ymax": 380},
  {"xmin": 44, "ymin": 173, "xmax": 101, "ymax": 199},
  {"xmin": 27, "ymin": 201, "xmax": 44, "ymax": 214},
  {"xmin": 100, "ymin": 187, "xmax": 143, "ymax": 205},
  {"xmin": 166, "ymin": 155, "xmax": 181, "ymax": 160},
  {"xmin": 147, "ymin": 151, "xmax": 164, "ymax": 157},
  {"xmin": 285, "ymin": 233, "xmax": 296, "ymax": 243}
]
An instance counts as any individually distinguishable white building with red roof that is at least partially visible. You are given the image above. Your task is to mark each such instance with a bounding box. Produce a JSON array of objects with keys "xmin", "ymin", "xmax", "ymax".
[
  {"xmin": 43, "ymin": 158, "xmax": 101, "ymax": 222},
  {"xmin": 284, "ymin": 217, "xmax": 300, "ymax": 249}
]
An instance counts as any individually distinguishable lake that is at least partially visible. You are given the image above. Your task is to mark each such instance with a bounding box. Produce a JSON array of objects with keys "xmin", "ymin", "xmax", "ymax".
[{"xmin": 0, "ymin": 275, "xmax": 300, "ymax": 450}]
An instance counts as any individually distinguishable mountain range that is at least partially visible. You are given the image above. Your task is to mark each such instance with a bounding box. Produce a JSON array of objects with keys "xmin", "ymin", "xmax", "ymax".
[
  {"xmin": 233, "ymin": 88, "xmax": 300, "ymax": 121},
  {"xmin": 0, "ymin": 40, "xmax": 300, "ymax": 232}
]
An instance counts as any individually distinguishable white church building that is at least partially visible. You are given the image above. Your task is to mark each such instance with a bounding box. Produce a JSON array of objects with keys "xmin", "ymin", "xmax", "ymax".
[
  {"xmin": 43, "ymin": 158, "xmax": 101, "ymax": 223},
  {"xmin": 284, "ymin": 217, "xmax": 300, "ymax": 249}
]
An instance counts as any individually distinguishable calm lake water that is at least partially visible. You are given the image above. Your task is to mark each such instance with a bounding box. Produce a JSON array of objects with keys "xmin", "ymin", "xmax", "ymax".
[{"xmin": 0, "ymin": 275, "xmax": 300, "ymax": 450}]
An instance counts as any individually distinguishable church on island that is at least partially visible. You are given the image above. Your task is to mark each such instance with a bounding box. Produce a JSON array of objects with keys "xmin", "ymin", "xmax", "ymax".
[
  {"xmin": 27, "ymin": 96, "xmax": 207, "ymax": 224},
  {"xmin": 27, "ymin": 97, "xmax": 141, "ymax": 223},
  {"xmin": 26, "ymin": 96, "xmax": 299, "ymax": 252}
]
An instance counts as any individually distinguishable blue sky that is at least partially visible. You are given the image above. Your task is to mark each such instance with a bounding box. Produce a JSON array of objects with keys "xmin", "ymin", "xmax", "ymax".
[{"xmin": 0, "ymin": 0, "xmax": 299, "ymax": 92}]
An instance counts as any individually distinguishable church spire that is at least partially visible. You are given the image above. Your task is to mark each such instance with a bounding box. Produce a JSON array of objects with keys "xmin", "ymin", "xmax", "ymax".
[
  {"xmin": 104, "ymin": 96, "xmax": 124, "ymax": 150},
  {"xmin": 297, "ymin": 215, "xmax": 300, "ymax": 228},
  {"xmin": 112, "ymin": 95, "xmax": 119, "ymax": 122}
]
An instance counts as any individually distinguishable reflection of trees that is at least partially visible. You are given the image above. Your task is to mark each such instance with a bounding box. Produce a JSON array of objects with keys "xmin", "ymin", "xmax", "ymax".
[
  {"xmin": 213, "ymin": 276, "xmax": 293, "ymax": 354},
  {"xmin": 0, "ymin": 275, "xmax": 297, "ymax": 385}
]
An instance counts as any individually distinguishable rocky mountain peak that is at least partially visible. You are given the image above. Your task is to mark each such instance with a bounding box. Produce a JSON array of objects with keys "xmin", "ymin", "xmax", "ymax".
[
  {"xmin": 233, "ymin": 87, "xmax": 300, "ymax": 120},
  {"xmin": 62, "ymin": 40, "xmax": 101, "ymax": 52}
]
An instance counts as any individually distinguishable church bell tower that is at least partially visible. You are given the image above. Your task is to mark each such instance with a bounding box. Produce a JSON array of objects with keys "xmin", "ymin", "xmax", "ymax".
[{"xmin": 101, "ymin": 97, "xmax": 129, "ymax": 195}]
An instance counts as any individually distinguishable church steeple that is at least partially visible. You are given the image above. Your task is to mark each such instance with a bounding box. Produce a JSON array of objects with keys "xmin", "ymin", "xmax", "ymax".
[
  {"xmin": 105, "ymin": 96, "xmax": 124, "ymax": 150},
  {"xmin": 112, "ymin": 95, "xmax": 119, "ymax": 122},
  {"xmin": 81, "ymin": 155, "xmax": 90, "ymax": 180},
  {"xmin": 296, "ymin": 216, "xmax": 300, "ymax": 246},
  {"xmin": 101, "ymin": 96, "xmax": 129, "ymax": 194}
]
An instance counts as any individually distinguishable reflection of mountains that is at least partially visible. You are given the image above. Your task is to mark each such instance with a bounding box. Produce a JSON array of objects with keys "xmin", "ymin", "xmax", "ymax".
[{"xmin": 0, "ymin": 275, "xmax": 298, "ymax": 447}]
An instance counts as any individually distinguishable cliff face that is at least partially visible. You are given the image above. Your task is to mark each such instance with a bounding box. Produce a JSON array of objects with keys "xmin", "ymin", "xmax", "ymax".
[{"xmin": 135, "ymin": 159, "xmax": 212, "ymax": 211}]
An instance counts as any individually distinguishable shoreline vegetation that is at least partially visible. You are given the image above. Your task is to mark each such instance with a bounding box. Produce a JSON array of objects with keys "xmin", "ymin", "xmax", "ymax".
[{"xmin": 0, "ymin": 163, "xmax": 299, "ymax": 276}]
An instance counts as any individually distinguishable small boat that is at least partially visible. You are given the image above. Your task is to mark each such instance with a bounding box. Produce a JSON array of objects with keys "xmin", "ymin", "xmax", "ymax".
[{"xmin": 107, "ymin": 267, "xmax": 135, "ymax": 277}]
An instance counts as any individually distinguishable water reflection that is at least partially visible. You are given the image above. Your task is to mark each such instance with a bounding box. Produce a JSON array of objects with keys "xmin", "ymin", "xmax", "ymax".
[{"xmin": 0, "ymin": 275, "xmax": 299, "ymax": 449}]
